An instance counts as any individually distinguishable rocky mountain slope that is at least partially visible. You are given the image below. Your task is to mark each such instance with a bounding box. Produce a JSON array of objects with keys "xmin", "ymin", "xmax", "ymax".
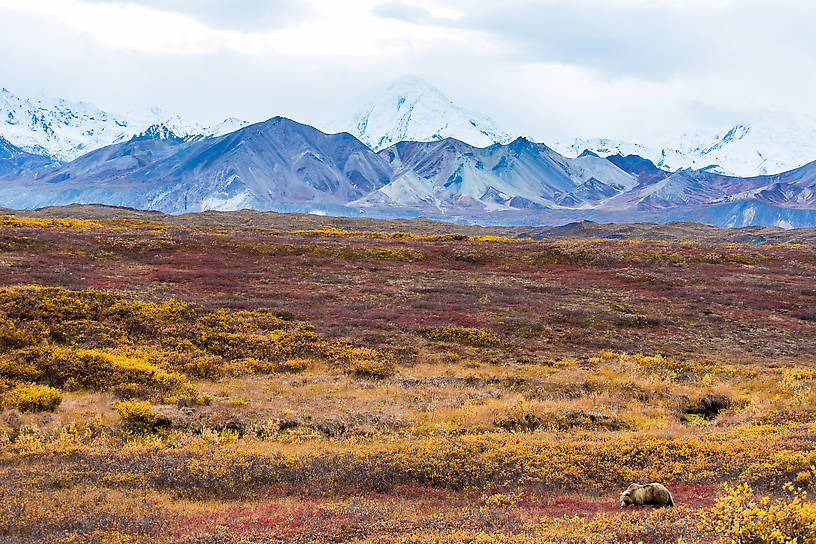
[{"xmin": 0, "ymin": 117, "xmax": 392, "ymax": 213}]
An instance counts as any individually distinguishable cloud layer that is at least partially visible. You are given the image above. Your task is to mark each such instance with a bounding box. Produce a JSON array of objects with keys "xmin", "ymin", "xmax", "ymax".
[
  {"xmin": 84, "ymin": 0, "xmax": 311, "ymax": 31},
  {"xmin": 0, "ymin": 0, "xmax": 814, "ymax": 144}
]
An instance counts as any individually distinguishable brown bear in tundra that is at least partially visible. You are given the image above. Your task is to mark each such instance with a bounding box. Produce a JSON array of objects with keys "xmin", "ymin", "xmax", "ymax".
[{"xmin": 619, "ymin": 483, "xmax": 674, "ymax": 507}]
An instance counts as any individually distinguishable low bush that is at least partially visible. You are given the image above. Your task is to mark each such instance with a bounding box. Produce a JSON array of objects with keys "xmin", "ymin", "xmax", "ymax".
[
  {"xmin": 192, "ymin": 327, "xmax": 326, "ymax": 363},
  {"xmin": 0, "ymin": 347, "xmax": 188, "ymax": 395},
  {"xmin": 0, "ymin": 215, "xmax": 103, "ymax": 229},
  {"xmin": 349, "ymin": 358, "xmax": 395, "ymax": 379},
  {"xmin": 701, "ymin": 483, "xmax": 816, "ymax": 544},
  {"xmin": 176, "ymin": 393, "xmax": 213, "ymax": 407},
  {"xmin": 274, "ymin": 358, "xmax": 311, "ymax": 373},
  {"xmin": 493, "ymin": 409, "xmax": 541, "ymax": 432},
  {"xmin": 0, "ymin": 312, "xmax": 33, "ymax": 350},
  {"xmin": 419, "ymin": 326, "xmax": 503, "ymax": 348},
  {"xmin": 9, "ymin": 383, "xmax": 62, "ymax": 412},
  {"xmin": 114, "ymin": 400, "xmax": 167, "ymax": 435}
]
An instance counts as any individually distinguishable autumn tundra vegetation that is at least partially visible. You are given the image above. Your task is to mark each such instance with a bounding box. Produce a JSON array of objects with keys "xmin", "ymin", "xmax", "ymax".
[{"xmin": 0, "ymin": 206, "xmax": 815, "ymax": 543}]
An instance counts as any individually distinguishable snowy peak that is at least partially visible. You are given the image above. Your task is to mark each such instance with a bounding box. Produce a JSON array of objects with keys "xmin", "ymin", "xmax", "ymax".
[
  {"xmin": 556, "ymin": 111, "xmax": 816, "ymax": 177},
  {"xmin": 0, "ymin": 135, "xmax": 60, "ymax": 179},
  {"xmin": 0, "ymin": 87, "xmax": 250, "ymax": 161},
  {"xmin": 136, "ymin": 124, "xmax": 184, "ymax": 141},
  {"xmin": 0, "ymin": 87, "xmax": 132, "ymax": 161},
  {"xmin": 202, "ymin": 117, "xmax": 251, "ymax": 138},
  {"xmin": 349, "ymin": 75, "xmax": 512, "ymax": 151}
]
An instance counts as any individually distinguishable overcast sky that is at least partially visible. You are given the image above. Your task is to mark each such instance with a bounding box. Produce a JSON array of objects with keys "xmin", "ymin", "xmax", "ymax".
[{"xmin": 1, "ymin": 0, "xmax": 814, "ymax": 143}]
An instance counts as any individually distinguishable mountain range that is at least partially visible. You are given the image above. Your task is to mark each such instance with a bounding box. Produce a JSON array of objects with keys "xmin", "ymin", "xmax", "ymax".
[
  {"xmin": 2, "ymin": 113, "xmax": 816, "ymax": 228},
  {"xmin": 0, "ymin": 87, "xmax": 249, "ymax": 162},
  {"xmin": 554, "ymin": 111, "xmax": 816, "ymax": 178},
  {"xmin": 1, "ymin": 79, "xmax": 816, "ymax": 228}
]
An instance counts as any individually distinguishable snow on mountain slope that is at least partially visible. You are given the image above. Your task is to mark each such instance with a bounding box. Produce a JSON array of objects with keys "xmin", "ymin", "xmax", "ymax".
[
  {"xmin": 566, "ymin": 152, "xmax": 640, "ymax": 190},
  {"xmin": 201, "ymin": 117, "xmax": 251, "ymax": 138},
  {"xmin": 348, "ymin": 75, "xmax": 512, "ymax": 151},
  {"xmin": 556, "ymin": 111, "xmax": 816, "ymax": 177},
  {"xmin": 0, "ymin": 88, "xmax": 249, "ymax": 161},
  {"xmin": 685, "ymin": 112, "xmax": 816, "ymax": 176},
  {"xmin": 351, "ymin": 172, "xmax": 454, "ymax": 212},
  {"xmin": 555, "ymin": 138, "xmax": 686, "ymax": 173}
]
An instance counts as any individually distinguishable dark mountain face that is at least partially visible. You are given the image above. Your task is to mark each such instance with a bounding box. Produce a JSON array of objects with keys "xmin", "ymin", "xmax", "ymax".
[
  {"xmin": 605, "ymin": 154, "xmax": 671, "ymax": 185},
  {"xmin": 0, "ymin": 137, "xmax": 60, "ymax": 180},
  {"xmin": 7, "ymin": 117, "xmax": 393, "ymax": 213}
]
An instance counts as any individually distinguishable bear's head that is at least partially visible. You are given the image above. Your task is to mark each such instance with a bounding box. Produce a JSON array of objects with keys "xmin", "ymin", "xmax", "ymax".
[{"xmin": 619, "ymin": 483, "xmax": 640, "ymax": 507}]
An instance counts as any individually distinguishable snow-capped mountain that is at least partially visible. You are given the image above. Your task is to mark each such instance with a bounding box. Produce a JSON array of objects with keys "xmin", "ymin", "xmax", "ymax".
[
  {"xmin": 346, "ymin": 75, "xmax": 512, "ymax": 152},
  {"xmin": 556, "ymin": 111, "xmax": 816, "ymax": 177},
  {"xmin": 0, "ymin": 88, "xmax": 248, "ymax": 162},
  {"xmin": 2, "ymin": 82, "xmax": 816, "ymax": 227},
  {"xmin": 349, "ymin": 77, "xmax": 816, "ymax": 179}
]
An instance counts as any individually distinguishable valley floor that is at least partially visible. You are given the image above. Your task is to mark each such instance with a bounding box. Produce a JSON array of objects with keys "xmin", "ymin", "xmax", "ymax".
[{"xmin": 1, "ymin": 207, "xmax": 815, "ymax": 543}]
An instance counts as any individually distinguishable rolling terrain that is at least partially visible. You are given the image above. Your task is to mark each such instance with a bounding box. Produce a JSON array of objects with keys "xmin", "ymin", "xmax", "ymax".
[{"xmin": 0, "ymin": 207, "xmax": 814, "ymax": 543}]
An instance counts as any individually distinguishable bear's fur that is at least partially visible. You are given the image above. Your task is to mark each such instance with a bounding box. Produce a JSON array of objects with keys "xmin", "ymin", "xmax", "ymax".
[{"xmin": 619, "ymin": 483, "xmax": 674, "ymax": 507}]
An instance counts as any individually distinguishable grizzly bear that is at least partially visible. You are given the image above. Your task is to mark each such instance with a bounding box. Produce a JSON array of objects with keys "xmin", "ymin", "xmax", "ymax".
[{"xmin": 619, "ymin": 483, "xmax": 674, "ymax": 507}]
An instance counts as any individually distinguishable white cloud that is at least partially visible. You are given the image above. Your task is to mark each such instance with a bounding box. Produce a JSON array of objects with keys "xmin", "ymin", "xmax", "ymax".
[
  {"xmin": 83, "ymin": 0, "xmax": 311, "ymax": 31},
  {"xmin": 0, "ymin": 0, "xmax": 487, "ymax": 56}
]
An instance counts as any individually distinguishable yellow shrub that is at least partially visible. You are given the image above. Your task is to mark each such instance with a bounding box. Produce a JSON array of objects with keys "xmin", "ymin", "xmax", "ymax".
[
  {"xmin": 113, "ymin": 400, "xmax": 163, "ymax": 434},
  {"xmin": 0, "ymin": 312, "xmax": 32, "ymax": 350},
  {"xmin": 482, "ymin": 491, "xmax": 521, "ymax": 507},
  {"xmin": 9, "ymin": 383, "xmax": 62, "ymax": 412},
  {"xmin": 741, "ymin": 451, "xmax": 816, "ymax": 489},
  {"xmin": 275, "ymin": 358, "xmax": 311, "ymax": 373},
  {"xmin": 701, "ymin": 483, "xmax": 816, "ymax": 544},
  {"xmin": 427, "ymin": 233, "xmax": 470, "ymax": 241},
  {"xmin": 0, "ymin": 215, "xmax": 103, "ymax": 229},
  {"xmin": 349, "ymin": 358, "xmax": 394, "ymax": 379},
  {"xmin": 41, "ymin": 347, "xmax": 188, "ymax": 392},
  {"xmin": 420, "ymin": 326, "xmax": 503, "ymax": 348},
  {"xmin": 475, "ymin": 235, "xmax": 528, "ymax": 243},
  {"xmin": 327, "ymin": 246, "xmax": 424, "ymax": 262}
]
